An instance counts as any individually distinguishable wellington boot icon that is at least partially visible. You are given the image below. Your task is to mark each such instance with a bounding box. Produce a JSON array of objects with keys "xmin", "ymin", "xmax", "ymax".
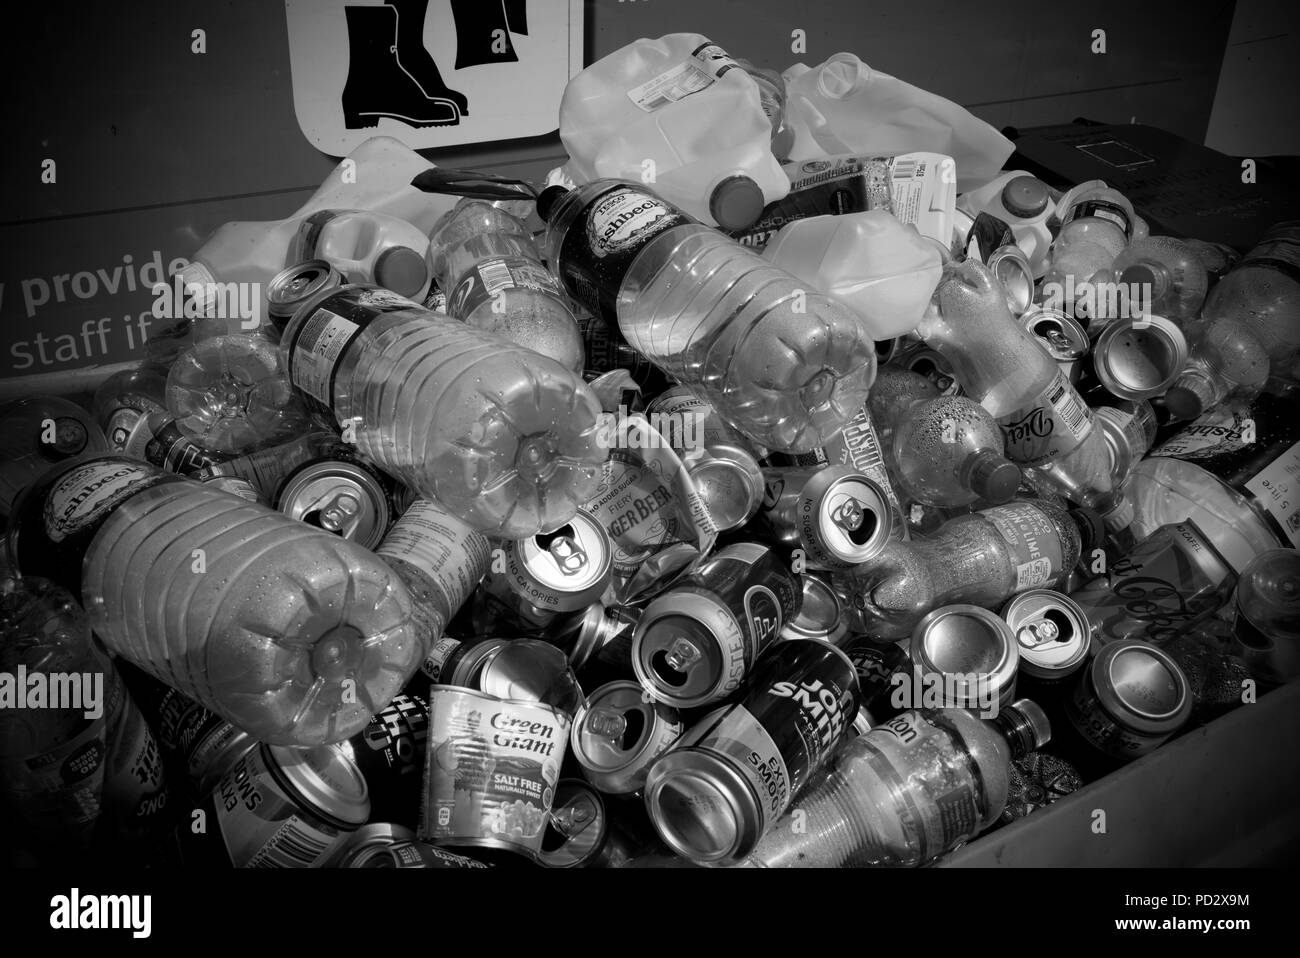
[{"xmin": 342, "ymin": 2, "xmax": 468, "ymax": 130}]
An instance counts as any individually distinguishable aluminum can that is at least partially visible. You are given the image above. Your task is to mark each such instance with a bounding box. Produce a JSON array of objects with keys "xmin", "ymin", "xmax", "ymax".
[
  {"xmin": 759, "ymin": 465, "xmax": 894, "ymax": 568},
  {"xmin": 1064, "ymin": 639, "xmax": 1191, "ymax": 761},
  {"xmin": 1002, "ymin": 589, "xmax": 1093, "ymax": 685},
  {"xmin": 1090, "ymin": 315, "xmax": 1188, "ymax": 401},
  {"xmin": 333, "ymin": 823, "xmax": 490, "ymax": 868},
  {"xmin": 267, "ymin": 260, "xmax": 344, "ymax": 335},
  {"xmin": 780, "ymin": 574, "xmax": 848, "ymax": 645},
  {"xmin": 340, "ymin": 692, "xmax": 430, "ymax": 829},
  {"xmin": 570, "ymin": 681, "xmax": 684, "ymax": 795},
  {"xmin": 907, "ymin": 604, "xmax": 1020, "ymax": 714},
  {"xmin": 277, "ymin": 459, "xmax": 392, "ymax": 550},
  {"xmin": 1023, "ymin": 304, "xmax": 1089, "ymax": 387}
]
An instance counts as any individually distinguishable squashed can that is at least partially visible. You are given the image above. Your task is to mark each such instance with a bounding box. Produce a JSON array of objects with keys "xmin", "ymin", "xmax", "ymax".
[
  {"xmin": 419, "ymin": 685, "xmax": 571, "ymax": 862},
  {"xmin": 780, "ymin": 574, "xmax": 849, "ymax": 645},
  {"xmin": 570, "ymin": 680, "xmax": 684, "ymax": 795}
]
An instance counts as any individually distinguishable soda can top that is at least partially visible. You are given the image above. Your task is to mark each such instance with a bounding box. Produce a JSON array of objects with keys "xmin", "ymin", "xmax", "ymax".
[
  {"xmin": 265, "ymin": 742, "xmax": 370, "ymax": 829},
  {"xmin": 509, "ymin": 512, "xmax": 613, "ymax": 610},
  {"xmin": 535, "ymin": 779, "xmax": 608, "ymax": 868},
  {"xmin": 987, "ymin": 243, "xmax": 1035, "ymax": 318},
  {"xmin": 687, "ymin": 444, "xmax": 766, "ymax": 532},
  {"xmin": 1089, "ymin": 640, "xmax": 1191, "ymax": 735},
  {"xmin": 781, "ymin": 574, "xmax": 847, "ymax": 644},
  {"xmin": 478, "ymin": 638, "xmax": 584, "ymax": 717},
  {"xmin": 803, "ymin": 467, "xmax": 894, "ymax": 566},
  {"xmin": 1022, "ymin": 305, "xmax": 1088, "ymax": 363},
  {"xmin": 910, "ymin": 604, "xmax": 1020, "ymax": 708},
  {"xmin": 333, "ymin": 822, "xmax": 417, "ymax": 867},
  {"xmin": 268, "ymin": 260, "xmax": 344, "ymax": 327},
  {"xmin": 1001, "ymin": 589, "xmax": 1092, "ymax": 679},
  {"xmin": 632, "ymin": 592, "xmax": 737, "ymax": 708},
  {"xmin": 277, "ymin": 460, "xmax": 391, "ymax": 551},
  {"xmin": 903, "ymin": 347, "xmax": 963, "ymax": 396},
  {"xmin": 446, "ymin": 636, "xmax": 513, "ymax": 690},
  {"xmin": 1092, "ymin": 314, "xmax": 1189, "ymax": 401},
  {"xmin": 570, "ymin": 680, "xmax": 681, "ymax": 781}
]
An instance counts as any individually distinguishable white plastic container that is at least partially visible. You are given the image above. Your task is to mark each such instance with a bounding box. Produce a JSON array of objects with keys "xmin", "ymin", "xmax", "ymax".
[
  {"xmin": 957, "ymin": 172, "xmax": 1057, "ymax": 276},
  {"xmin": 286, "ymin": 209, "xmax": 432, "ymax": 301}
]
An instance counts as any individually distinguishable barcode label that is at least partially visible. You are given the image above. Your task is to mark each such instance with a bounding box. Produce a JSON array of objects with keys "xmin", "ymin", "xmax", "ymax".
[
  {"xmin": 247, "ymin": 815, "xmax": 335, "ymax": 868},
  {"xmin": 478, "ymin": 260, "xmax": 514, "ymax": 296},
  {"xmin": 1048, "ymin": 381, "xmax": 1091, "ymax": 437},
  {"xmin": 891, "ymin": 159, "xmax": 918, "ymax": 180},
  {"xmin": 626, "ymin": 60, "xmax": 715, "ymax": 112}
]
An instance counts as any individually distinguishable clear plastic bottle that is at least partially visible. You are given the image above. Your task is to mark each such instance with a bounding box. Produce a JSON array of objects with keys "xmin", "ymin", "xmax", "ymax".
[
  {"xmin": 538, "ymin": 179, "xmax": 876, "ymax": 453},
  {"xmin": 427, "ymin": 199, "xmax": 584, "ymax": 373},
  {"xmin": 166, "ymin": 332, "xmax": 312, "ymax": 454},
  {"xmin": 0, "ymin": 396, "xmax": 110, "ymax": 519},
  {"xmin": 837, "ymin": 498, "xmax": 1082, "ymax": 640},
  {"xmin": 1111, "ymin": 235, "xmax": 1208, "ymax": 325},
  {"xmin": 1162, "ymin": 318, "xmax": 1271, "ymax": 423},
  {"xmin": 278, "ymin": 284, "xmax": 606, "ymax": 538},
  {"xmin": 744, "ymin": 700, "xmax": 1049, "ymax": 867},
  {"xmin": 1200, "ymin": 222, "xmax": 1300, "ymax": 363},
  {"xmin": 91, "ymin": 364, "xmax": 170, "ymax": 452},
  {"xmin": 1092, "ymin": 400, "xmax": 1158, "ymax": 485},
  {"xmin": 286, "ymin": 209, "xmax": 432, "ymax": 300},
  {"xmin": 868, "ymin": 366, "xmax": 944, "ymax": 453},
  {"xmin": 892, "ymin": 396, "xmax": 1022, "ymax": 507},
  {"xmin": 6, "ymin": 456, "xmax": 421, "ymax": 747},
  {"xmin": 1041, "ymin": 181, "xmax": 1138, "ymax": 319}
]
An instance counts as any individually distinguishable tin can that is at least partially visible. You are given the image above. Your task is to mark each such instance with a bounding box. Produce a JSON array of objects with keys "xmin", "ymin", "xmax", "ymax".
[
  {"xmin": 481, "ymin": 512, "xmax": 613, "ymax": 629},
  {"xmin": 476, "ymin": 639, "xmax": 585, "ymax": 716},
  {"xmin": 838, "ymin": 634, "xmax": 911, "ymax": 714},
  {"xmin": 181, "ymin": 743, "xmax": 369, "ymax": 867},
  {"xmin": 548, "ymin": 601, "xmax": 641, "ymax": 672},
  {"xmin": 1064, "ymin": 639, "xmax": 1192, "ymax": 762},
  {"xmin": 780, "ymin": 574, "xmax": 848, "ymax": 645},
  {"xmin": 643, "ymin": 638, "xmax": 860, "ymax": 866},
  {"xmin": 902, "ymin": 346, "xmax": 963, "ymax": 397},
  {"xmin": 1089, "ymin": 315, "xmax": 1189, "ymax": 401},
  {"xmin": 1002, "ymin": 590, "xmax": 1092, "ymax": 685},
  {"xmin": 1230, "ymin": 548, "xmax": 1300, "ymax": 685},
  {"xmin": 644, "ymin": 385, "xmax": 766, "ymax": 532},
  {"xmin": 987, "ymin": 243, "xmax": 1035, "ymax": 317},
  {"xmin": 333, "ymin": 822, "xmax": 490, "ymax": 868},
  {"xmin": 570, "ymin": 681, "xmax": 684, "ymax": 795},
  {"xmin": 536, "ymin": 779, "xmax": 610, "ymax": 868},
  {"xmin": 1023, "ymin": 305, "xmax": 1089, "ymax": 387},
  {"xmin": 908, "ymin": 605, "xmax": 1020, "ymax": 714},
  {"xmin": 340, "ymin": 692, "xmax": 429, "ymax": 829},
  {"xmin": 277, "ymin": 459, "xmax": 392, "ymax": 550},
  {"xmin": 155, "ymin": 687, "xmax": 256, "ymax": 798},
  {"xmin": 758, "ymin": 465, "xmax": 894, "ymax": 568},
  {"xmin": 419, "ymin": 685, "xmax": 571, "ymax": 862},
  {"xmin": 632, "ymin": 542, "xmax": 802, "ymax": 708},
  {"xmin": 421, "ymin": 635, "xmax": 512, "ymax": 685},
  {"xmin": 267, "ymin": 260, "xmax": 343, "ymax": 335}
]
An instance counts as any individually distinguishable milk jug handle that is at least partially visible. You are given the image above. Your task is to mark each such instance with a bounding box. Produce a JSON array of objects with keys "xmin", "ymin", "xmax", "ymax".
[{"xmin": 410, "ymin": 167, "xmax": 540, "ymax": 201}]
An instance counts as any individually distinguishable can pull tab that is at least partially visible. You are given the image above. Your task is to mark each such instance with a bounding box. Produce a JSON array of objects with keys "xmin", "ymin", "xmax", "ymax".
[
  {"xmin": 665, "ymin": 637, "xmax": 702, "ymax": 674},
  {"xmin": 1017, "ymin": 619, "xmax": 1060, "ymax": 649},
  {"xmin": 539, "ymin": 527, "xmax": 588, "ymax": 576},
  {"xmin": 1043, "ymin": 327, "xmax": 1075, "ymax": 353},
  {"xmin": 585, "ymin": 706, "xmax": 628, "ymax": 742},
  {"xmin": 831, "ymin": 496, "xmax": 866, "ymax": 533},
  {"xmin": 319, "ymin": 493, "xmax": 361, "ymax": 534},
  {"xmin": 548, "ymin": 803, "xmax": 594, "ymax": 840}
]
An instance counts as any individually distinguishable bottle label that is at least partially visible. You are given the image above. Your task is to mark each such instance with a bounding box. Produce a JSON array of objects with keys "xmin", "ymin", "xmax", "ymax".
[
  {"xmin": 1151, "ymin": 402, "xmax": 1254, "ymax": 460},
  {"xmin": 684, "ymin": 704, "xmax": 789, "ymax": 833},
  {"xmin": 873, "ymin": 712, "xmax": 982, "ymax": 854},
  {"xmin": 822, "ymin": 405, "xmax": 904, "ymax": 521},
  {"xmin": 447, "ymin": 257, "xmax": 565, "ymax": 318},
  {"xmin": 42, "ymin": 460, "xmax": 169, "ymax": 544},
  {"xmin": 998, "ymin": 368, "xmax": 1093, "ymax": 466},
  {"xmin": 421, "ymin": 636, "xmax": 466, "ymax": 683},
  {"xmin": 378, "ymin": 499, "xmax": 492, "ymax": 621},
  {"xmin": 985, "ymin": 501, "xmax": 1067, "ymax": 591},
  {"xmin": 1238, "ymin": 223, "xmax": 1300, "ymax": 284},
  {"xmin": 1244, "ymin": 439, "xmax": 1300, "ymax": 548},
  {"xmin": 143, "ymin": 419, "xmax": 224, "ymax": 476},
  {"xmin": 1062, "ymin": 199, "xmax": 1132, "ymax": 240},
  {"xmin": 625, "ymin": 40, "xmax": 739, "ymax": 112}
]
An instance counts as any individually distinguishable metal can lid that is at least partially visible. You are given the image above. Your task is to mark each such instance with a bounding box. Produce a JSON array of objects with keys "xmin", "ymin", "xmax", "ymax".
[
  {"xmin": 447, "ymin": 636, "xmax": 512, "ymax": 689},
  {"xmin": 571, "ymin": 680, "xmax": 674, "ymax": 775},
  {"xmin": 478, "ymin": 638, "xmax": 584, "ymax": 716},
  {"xmin": 277, "ymin": 460, "xmax": 390, "ymax": 550},
  {"xmin": 266, "ymin": 742, "xmax": 370, "ymax": 828},
  {"xmin": 1002, "ymin": 590, "xmax": 1092, "ymax": 678},
  {"xmin": 688, "ymin": 447, "xmax": 765, "ymax": 532},
  {"xmin": 535, "ymin": 779, "xmax": 608, "ymax": 868},
  {"xmin": 335, "ymin": 823, "xmax": 417, "ymax": 867},
  {"xmin": 1092, "ymin": 315, "xmax": 1189, "ymax": 400},
  {"xmin": 781, "ymin": 575, "xmax": 844, "ymax": 641},
  {"xmin": 1023, "ymin": 305, "xmax": 1089, "ymax": 361},
  {"xmin": 911, "ymin": 604, "xmax": 1020, "ymax": 706},
  {"xmin": 643, "ymin": 743, "xmax": 760, "ymax": 865},
  {"xmin": 632, "ymin": 593, "xmax": 729, "ymax": 708},
  {"xmin": 987, "ymin": 244, "xmax": 1034, "ymax": 317},
  {"xmin": 512, "ymin": 512, "xmax": 613, "ymax": 610},
  {"xmin": 268, "ymin": 260, "xmax": 343, "ymax": 323},
  {"xmin": 805, "ymin": 467, "xmax": 893, "ymax": 565},
  {"xmin": 1090, "ymin": 640, "xmax": 1192, "ymax": 734}
]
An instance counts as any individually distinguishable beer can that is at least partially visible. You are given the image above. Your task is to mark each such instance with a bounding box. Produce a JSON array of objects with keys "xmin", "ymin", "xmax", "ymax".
[
  {"xmin": 536, "ymin": 779, "xmax": 610, "ymax": 868},
  {"xmin": 643, "ymin": 638, "xmax": 860, "ymax": 866},
  {"xmin": 632, "ymin": 542, "xmax": 801, "ymax": 708},
  {"xmin": 1002, "ymin": 590, "xmax": 1092, "ymax": 684},
  {"xmin": 482, "ymin": 512, "xmax": 613, "ymax": 628},
  {"xmin": 759, "ymin": 465, "xmax": 893, "ymax": 568},
  {"xmin": 1090, "ymin": 315, "xmax": 1189, "ymax": 401},
  {"xmin": 182, "ymin": 743, "xmax": 369, "ymax": 867},
  {"xmin": 548, "ymin": 601, "xmax": 637, "ymax": 671},
  {"xmin": 339, "ymin": 692, "xmax": 429, "ymax": 829},
  {"xmin": 839, "ymin": 634, "xmax": 911, "ymax": 714},
  {"xmin": 1231, "ymin": 548, "xmax": 1300, "ymax": 685},
  {"xmin": 902, "ymin": 346, "xmax": 963, "ymax": 396},
  {"xmin": 277, "ymin": 459, "xmax": 392, "ymax": 550},
  {"xmin": 334, "ymin": 823, "xmax": 490, "ymax": 868},
  {"xmin": 909, "ymin": 605, "xmax": 1020, "ymax": 713},
  {"xmin": 987, "ymin": 243, "xmax": 1035, "ymax": 317},
  {"xmin": 1023, "ymin": 305, "xmax": 1089, "ymax": 387},
  {"xmin": 267, "ymin": 260, "xmax": 343, "ymax": 335},
  {"xmin": 570, "ymin": 681, "xmax": 684, "ymax": 795},
  {"xmin": 421, "ymin": 635, "xmax": 512, "ymax": 685},
  {"xmin": 780, "ymin": 574, "xmax": 848, "ymax": 645},
  {"xmin": 1064, "ymin": 639, "xmax": 1192, "ymax": 761},
  {"xmin": 155, "ymin": 687, "xmax": 256, "ymax": 798}
]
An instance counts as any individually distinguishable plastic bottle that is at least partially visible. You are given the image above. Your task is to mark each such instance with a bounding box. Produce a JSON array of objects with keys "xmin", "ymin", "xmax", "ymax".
[
  {"xmin": 957, "ymin": 172, "xmax": 1057, "ymax": 275},
  {"xmin": 166, "ymin": 332, "xmax": 312, "ymax": 455},
  {"xmin": 1200, "ymin": 222, "xmax": 1300, "ymax": 363},
  {"xmin": 427, "ymin": 199, "xmax": 585, "ymax": 372},
  {"xmin": 6, "ymin": 456, "xmax": 422, "ymax": 747},
  {"xmin": 286, "ymin": 209, "xmax": 432, "ymax": 300},
  {"xmin": 556, "ymin": 34, "xmax": 789, "ymax": 230},
  {"xmin": 744, "ymin": 701, "xmax": 1050, "ymax": 867},
  {"xmin": 1111, "ymin": 235, "xmax": 1209, "ymax": 325},
  {"xmin": 538, "ymin": 179, "xmax": 876, "ymax": 453},
  {"xmin": 1162, "ymin": 318, "xmax": 1271, "ymax": 423},
  {"xmin": 917, "ymin": 259, "xmax": 1121, "ymax": 516},
  {"xmin": 91, "ymin": 364, "xmax": 170, "ymax": 452},
  {"xmin": 837, "ymin": 498, "xmax": 1083, "ymax": 640},
  {"xmin": 278, "ymin": 284, "xmax": 606, "ymax": 538},
  {"xmin": 761, "ymin": 211, "xmax": 943, "ymax": 339},
  {"xmin": 0, "ymin": 397, "xmax": 110, "ymax": 519},
  {"xmin": 891, "ymin": 396, "xmax": 1022, "ymax": 507},
  {"xmin": 868, "ymin": 365, "xmax": 944, "ymax": 453},
  {"xmin": 1041, "ymin": 181, "xmax": 1138, "ymax": 320},
  {"xmin": 1092, "ymin": 400, "xmax": 1158, "ymax": 485},
  {"xmin": 733, "ymin": 57, "xmax": 796, "ymax": 162}
]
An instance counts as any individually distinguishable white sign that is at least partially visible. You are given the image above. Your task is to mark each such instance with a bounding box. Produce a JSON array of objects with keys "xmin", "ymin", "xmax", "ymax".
[{"xmin": 285, "ymin": 0, "xmax": 583, "ymax": 155}]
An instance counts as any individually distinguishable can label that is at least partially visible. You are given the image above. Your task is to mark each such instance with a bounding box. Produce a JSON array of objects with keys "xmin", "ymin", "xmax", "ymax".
[
  {"xmin": 985, "ymin": 501, "xmax": 1067, "ymax": 591},
  {"xmin": 822, "ymin": 405, "xmax": 903, "ymax": 520},
  {"xmin": 352, "ymin": 693, "xmax": 429, "ymax": 828},
  {"xmin": 841, "ymin": 638, "xmax": 910, "ymax": 709},
  {"xmin": 1244, "ymin": 439, "xmax": 1300, "ymax": 548},
  {"xmin": 101, "ymin": 672, "xmax": 170, "ymax": 830},
  {"xmin": 625, "ymin": 40, "xmax": 738, "ymax": 112},
  {"xmin": 420, "ymin": 686, "xmax": 570, "ymax": 861},
  {"xmin": 1065, "ymin": 675, "xmax": 1162, "ymax": 759},
  {"xmin": 448, "ymin": 257, "xmax": 565, "ymax": 318},
  {"xmin": 685, "ymin": 705, "xmax": 790, "ymax": 829},
  {"xmin": 998, "ymin": 369, "xmax": 1093, "ymax": 465},
  {"xmin": 378, "ymin": 499, "xmax": 491, "ymax": 631}
]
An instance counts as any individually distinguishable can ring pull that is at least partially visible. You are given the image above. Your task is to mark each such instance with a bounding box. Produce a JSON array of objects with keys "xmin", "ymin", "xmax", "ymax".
[
  {"xmin": 319, "ymin": 493, "xmax": 361, "ymax": 533},
  {"xmin": 665, "ymin": 637, "xmax": 703, "ymax": 674},
  {"xmin": 831, "ymin": 495, "xmax": 866, "ymax": 533},
  {"xmin": 548, "ymin": 803, "xmax": 594, "ymax": 839},
  {"xmin": 585, "ymin": 706, "xmax": 628, "ymax": 741},
  {"xmin": 1017, "ymin": 619, "xmax": 1060, "ymax": 648}
]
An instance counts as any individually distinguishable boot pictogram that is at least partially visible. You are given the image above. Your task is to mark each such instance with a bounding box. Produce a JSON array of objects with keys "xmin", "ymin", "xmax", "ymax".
[
  {"xmin": 450, "ymin": 0, "xmax": 521, "ymax": 69},
  {"xmin": 388, "ymin": 0, "xmax": 470, "ymax": 116}
]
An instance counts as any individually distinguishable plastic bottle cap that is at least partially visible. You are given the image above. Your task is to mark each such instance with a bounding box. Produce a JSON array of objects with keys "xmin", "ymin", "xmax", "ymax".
[
  {"xmin": 1001, "ymin": 176, "xmax": 1049, "ymax": 218},
  {"xmin": 1009, "ymin": 698, "xmax": 1052, "ymax": 750},
  {"xmin": 374, "ymin": 247, "xmax": 428, "ymax": 297},
  {"xmin": 1068, "ymin": 506, "xmax": 1106, "ymax": 558},
  {"xmin": 1119, "ymin": 262, "xmax": 1158, "ymax": 293},
  {"xmin": 771, "ymin": 123, "xmax": 796, "ymax": 164},
  {"xmin": 1160, "ymin": 385, "xmax": 1203, "ymax": 423},
  {"xmin": 709, "ymin": 176, "xmax": 766, "ymax": 231},
  {"xmin": 536, "ymin": 185, "xmax": 569, "ymax": 223},
  {"xmin": 970, "ymin": 456, "xmax": 1022, "ymax": 504}
]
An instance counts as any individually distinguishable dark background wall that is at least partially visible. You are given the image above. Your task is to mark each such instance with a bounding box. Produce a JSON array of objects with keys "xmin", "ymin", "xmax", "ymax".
[{"xmin": 0, "ymin": 0, "xmax": 1288, "ymax": 399}]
